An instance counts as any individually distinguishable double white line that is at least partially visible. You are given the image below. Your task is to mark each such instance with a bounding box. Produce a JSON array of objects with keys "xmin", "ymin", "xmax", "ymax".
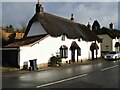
[
  {"xmin": 100, "ymin": 65, "xmax": 119, "ymax": 71},
  {"xmin": 37, "ymin": 74, "xmax": 87, "ymax": 88}
]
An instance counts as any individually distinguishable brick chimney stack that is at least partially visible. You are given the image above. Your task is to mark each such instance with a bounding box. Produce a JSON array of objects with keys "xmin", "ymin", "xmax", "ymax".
[
  {"xmin": 70, "ymin": 14, "xmax": 74, "ymax": 21},
  {"xmin": 87, "ymin": 22, "xmax": 91, "ymax": 30},
  {"xmin": 36, "ymin": 0, "xmax": 44, "ymax": 14},
  {"xmin": 109, "ymin": 23, "xmax": 114, "ymax": 29}
]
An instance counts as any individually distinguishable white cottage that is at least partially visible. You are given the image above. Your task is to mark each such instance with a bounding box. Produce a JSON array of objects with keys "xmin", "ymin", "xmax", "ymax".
[{"xmin": 3, "ymin": 2, "xmax": 101, "ymax": 69}]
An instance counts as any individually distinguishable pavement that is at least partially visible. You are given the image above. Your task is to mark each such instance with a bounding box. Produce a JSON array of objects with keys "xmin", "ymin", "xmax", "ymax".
[{"xmin": 1, "ymin": 58, "xmax": 104, "ymax": 78}]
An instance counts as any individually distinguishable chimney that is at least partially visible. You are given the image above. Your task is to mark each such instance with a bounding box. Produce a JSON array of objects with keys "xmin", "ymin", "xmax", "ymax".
[
  {"xmin": 109, "ymin": 23, "xmax": 114, "ymax": 29},
  {"xmin": 87, "ymin": 22, "xmax": 91, "ymax": 30},
  {"xmin": 70, "ymin": 14, "xmax": 74, "ymax": 21},
  {"xmin": 40, "ymin": 6, "xmax": 44, "ymax": 13},
  {"xmin": 36, "ymin": 1, "xmax": 41, "ymax": 13},
  {"xmin": 36, "ymin": 0, "xmax": 44, "ymax": 14}
]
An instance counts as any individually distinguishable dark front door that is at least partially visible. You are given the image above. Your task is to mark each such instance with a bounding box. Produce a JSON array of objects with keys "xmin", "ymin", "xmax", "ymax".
[
  {"xmin": 70, "ymin": 41, "xmax": 80, "ymax": 62},
  {"xmin": 71, "ymin": 49, "xmax": 75, "ymax": 62}
]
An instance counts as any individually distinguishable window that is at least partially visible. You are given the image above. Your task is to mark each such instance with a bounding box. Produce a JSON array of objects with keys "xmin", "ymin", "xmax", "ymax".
[
  {"xmin": 62, "ymin": 34, "xmax": 65, "ymax": 41},
  {"xmin": 77, "ymin": 48, "xmax": 81, "ymax": 56},
  {"xmin": 108, "ymin": 51, "xmax": 117, "ymax": 54},
  {"xmin": 101, "ymin": 38, "xmax": 103, "ymax": 42},
  {"xmin": 60, "ymin": 45, "xmax": 68, "ymax": 58}
]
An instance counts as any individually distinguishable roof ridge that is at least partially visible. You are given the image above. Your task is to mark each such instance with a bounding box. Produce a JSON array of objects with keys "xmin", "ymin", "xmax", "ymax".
[{"xmin": 44, "ymin": 12, "xmax": 74, "ymax": 23}]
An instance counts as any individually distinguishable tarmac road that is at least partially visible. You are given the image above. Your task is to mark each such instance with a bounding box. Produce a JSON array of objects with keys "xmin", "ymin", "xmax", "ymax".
[{"xmin": 2, "ymin": 59, "xmax": 120, "ymax": 88}]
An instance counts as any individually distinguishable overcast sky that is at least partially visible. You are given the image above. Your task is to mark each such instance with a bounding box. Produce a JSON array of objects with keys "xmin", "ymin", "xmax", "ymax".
[{"xmin": 1, "ymin": 0, "xmax": 120, "ymax": 29}]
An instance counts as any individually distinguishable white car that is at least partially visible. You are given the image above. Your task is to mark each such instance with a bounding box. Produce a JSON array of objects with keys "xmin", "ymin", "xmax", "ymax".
[{"xmin": 104, "ymin": 51, "xmax": 120, "ymax": 60}]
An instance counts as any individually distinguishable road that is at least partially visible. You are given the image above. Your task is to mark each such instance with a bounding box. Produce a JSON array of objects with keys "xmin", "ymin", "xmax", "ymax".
[{"xmin": 2, "ymin": 59, "xmax": 120, "ymax": 88}]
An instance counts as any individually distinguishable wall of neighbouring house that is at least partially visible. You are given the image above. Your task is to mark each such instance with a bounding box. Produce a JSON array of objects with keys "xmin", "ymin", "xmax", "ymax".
[
  {"xmin": 19, "ymin": 35, "xmax": 101, "ymax": 69},
  {"xmin": 0, "ymin": 29, "xmax": 2, "ymax": 39},
  {"xmin": 2, "ymin": 31, "xmax": 12, "ymax": 40},
  {"xmin": 15, "ymin": 33, "xmax": 24, "ymax": 39},
  {"xmin": 112, "ymin": 37, "xmax": 120, "ymax": 51},
  {"xmin": 2, "ymin": 30, "xmax": 24, "ymax": 40},
  {"xmin": 98, "ymin": 34, "xmax": 112, "ymax": 52}
]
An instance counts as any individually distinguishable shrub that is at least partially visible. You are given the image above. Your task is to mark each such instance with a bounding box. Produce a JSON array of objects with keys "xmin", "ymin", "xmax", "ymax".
[{"xmin": 50, "ymin": 56, "xmax": 62, "ymax": 66}]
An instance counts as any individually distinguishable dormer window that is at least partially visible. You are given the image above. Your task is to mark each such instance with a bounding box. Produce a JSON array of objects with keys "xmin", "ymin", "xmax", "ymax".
[{"xmin": 62, "ymin": 34, "xmax": 65, "ymax": 41}]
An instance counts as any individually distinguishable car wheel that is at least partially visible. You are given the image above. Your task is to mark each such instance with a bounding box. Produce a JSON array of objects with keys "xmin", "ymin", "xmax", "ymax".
[{"xmin": 115, "ymin": 56, "xmax": 117, "ymax": 60}]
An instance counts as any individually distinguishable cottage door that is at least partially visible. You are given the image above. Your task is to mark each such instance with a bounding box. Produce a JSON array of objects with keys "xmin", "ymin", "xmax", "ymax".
[
  {"xmin": 70, "ymin": 41, "xmax": 80, "ymax": 62},
  {"xmin": 90, "ymin": 42, "xmax": 99, "ymax": 60},
  {"xmin": 71, "ymin": 49, "xmax": 75, "ymax": 62}
]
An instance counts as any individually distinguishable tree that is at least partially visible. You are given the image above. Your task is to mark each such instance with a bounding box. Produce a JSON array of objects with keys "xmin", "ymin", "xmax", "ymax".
[
  {"xmin": 8, "ymin": 32, "xmax": 16, "ymax": 43},
  {"xmin": 92, "ymin": 20, "xmax": 100, "ymax": 31},
  {"xmin": 6, "ymin": 25, "xmax": 14, "ymax": 33}
]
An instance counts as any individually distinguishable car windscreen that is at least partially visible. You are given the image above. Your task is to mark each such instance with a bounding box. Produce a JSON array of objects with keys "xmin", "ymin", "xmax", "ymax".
[{"xmin": 108, "ymin": 52, "xmax": 117, "ymax": 54}]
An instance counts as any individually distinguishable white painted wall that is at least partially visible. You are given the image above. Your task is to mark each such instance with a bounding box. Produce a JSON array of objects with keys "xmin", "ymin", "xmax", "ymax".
[
  {"xmin": 27, "ymin": 22, "xmax": 47, "ymax": 37},
  {"xmin": 19, "ymin": 35, "xmax": 101, "ymax": 68},
  {"xmin": 112, "ymin": 37, "xmax": 120, "ymax": 51}
]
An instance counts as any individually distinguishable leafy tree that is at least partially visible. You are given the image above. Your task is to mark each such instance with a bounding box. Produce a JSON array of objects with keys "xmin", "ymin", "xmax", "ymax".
[
  {"xmin": 3, "ymin": 25, "xmax": 14, "ymax": 33},
  {"xmin": 92, "ymin": 20, "xmax": 100, "ymax": 31},
  {"xmin": 8, "ymin": 32, "xmax": 16, "ymax": 43}
]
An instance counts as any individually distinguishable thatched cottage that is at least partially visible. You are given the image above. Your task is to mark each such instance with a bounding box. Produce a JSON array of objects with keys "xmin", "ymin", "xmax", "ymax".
[{"xmin": 3, "ymin": 2, "xmax": 101, "ymax": 69}]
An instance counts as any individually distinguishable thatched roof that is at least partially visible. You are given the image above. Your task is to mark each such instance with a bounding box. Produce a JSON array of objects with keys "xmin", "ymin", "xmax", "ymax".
[
  {"xmin": 94, "ymin": 27, "xmax": 120, "ymax": 39},
  {"xmin": 24, "ymin": 12, "xmax": 101, "ymax": 42},
  {"xmin": 5, "ymin": 34, "xmax": 48, "ymax": 47},
  {"xmin": 70, "ymin": 41, "xmax": 80, "ymax": 50},
  {"xmin": 5, "ymin": 11, "xmax": 102, "ymax": 48},
  {"xmin": 60, "ymin": 45, "xmax": 68, "ymax": 50},
  {"xmin": 90, "ymin": 43, "xmax": 99, "ymax": 51}
]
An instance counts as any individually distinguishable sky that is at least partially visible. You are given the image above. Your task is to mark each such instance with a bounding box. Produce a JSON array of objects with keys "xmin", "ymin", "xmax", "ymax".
[{"xmin": 1, "ymin": 0, "xmax": 120, "ymax": 29}]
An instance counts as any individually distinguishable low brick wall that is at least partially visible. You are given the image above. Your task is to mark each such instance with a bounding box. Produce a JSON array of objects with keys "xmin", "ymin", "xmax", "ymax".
[{"xmin": 37, "ymin": 63, "xmax": 48, "ymax": 69}]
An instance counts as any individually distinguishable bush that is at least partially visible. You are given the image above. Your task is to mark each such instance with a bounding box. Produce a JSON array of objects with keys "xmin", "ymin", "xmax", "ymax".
[{"xmin": 49, "ymin": 56, "xmax": 61, "ymax": 66}]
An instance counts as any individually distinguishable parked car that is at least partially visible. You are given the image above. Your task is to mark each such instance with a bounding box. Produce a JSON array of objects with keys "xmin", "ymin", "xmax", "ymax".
[{"xmin": 104, "ymin": 51, "xmax": 120, "ymax": 60}]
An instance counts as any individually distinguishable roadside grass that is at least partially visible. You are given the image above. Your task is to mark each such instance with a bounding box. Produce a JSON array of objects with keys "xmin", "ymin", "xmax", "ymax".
[{"xmin": 0, "ymin": 66, "xmax": 20, "ymax": 72}]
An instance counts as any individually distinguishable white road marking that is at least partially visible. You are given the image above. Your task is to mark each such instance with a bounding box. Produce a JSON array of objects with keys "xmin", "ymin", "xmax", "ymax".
[
  {"xmin": 36, "ymin": 74, "xmax": 87, "ymax": 88},
  {"xmin": 100, "ymin": 65, "xmax": 119, "ymax": 71}
]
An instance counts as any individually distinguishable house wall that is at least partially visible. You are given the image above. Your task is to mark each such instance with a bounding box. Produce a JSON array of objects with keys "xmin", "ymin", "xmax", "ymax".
[
  {"xmin": 98, "ymin": 34, "xmax": 120, "ymax": 52},
  {"xmin": 112, "ymin": 37, "xmax": 120, "ymax": 51},
  {"xmin": 98, "ymin": 34, "xmax": 112, "ymax": 52},
  {"xmin": 27, "ymin": 22, "xmax": 47, "ymax": 37},
  {"xmin": 15, "ymin": 33, "xmax": 24, "ymax": 39},
  {"xmin": 19, "ymin": 36, "xmax": 101, "ymax": 69},
  {"xmin": 0, "ymin": 29, "xmax": 2, "ymax": 39},
  {"xmin": 2, "ymin": 31, "xmax": 12, "ymax": 40}
]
